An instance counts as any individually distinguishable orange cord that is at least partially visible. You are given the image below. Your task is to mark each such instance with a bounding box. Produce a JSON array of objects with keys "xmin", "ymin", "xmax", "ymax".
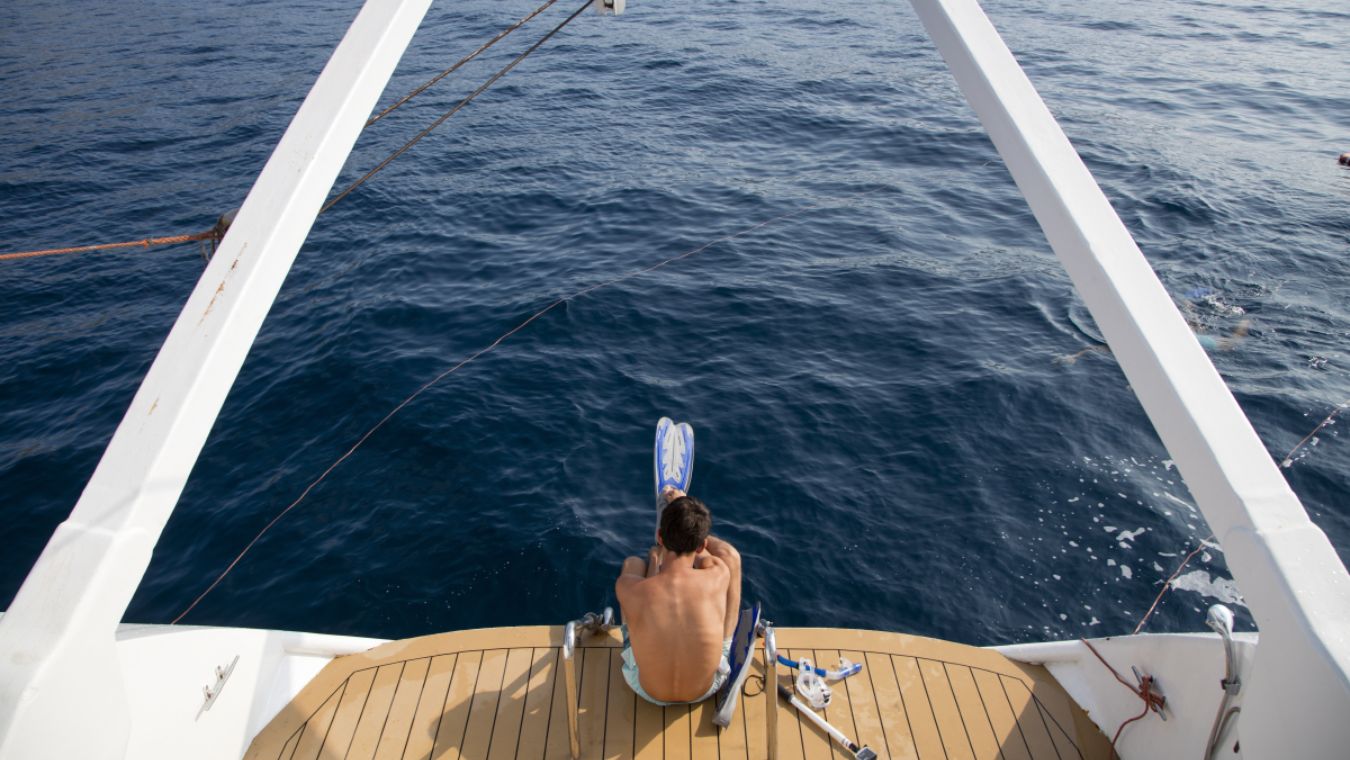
[
  {"xmin": 0, "ymin": 229, "xmax": 217, "ymax": 262},
  {"xmin": 1132, "ymin": 534, "xmax": 1215, "ymax": 635},
  {"xmin": 1081, "ymin": 638, "xmax": 1167, "ymax": 757}
]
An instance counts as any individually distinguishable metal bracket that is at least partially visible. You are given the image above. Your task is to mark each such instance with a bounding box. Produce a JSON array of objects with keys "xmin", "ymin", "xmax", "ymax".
[
  {"xmin": 563, "ymin": 608, "xmax": 615, "ymax": 759},
  {"xmin": 197, "ymin": 655, "xmax": 239, "ymax": 719},
  {"xmin": 1131, "ymin": 665, "xmax": 1167, "ymax": 721},
  {"xmin": 763, "ymin": 621, "xmax": 778, "ymax": 760}
]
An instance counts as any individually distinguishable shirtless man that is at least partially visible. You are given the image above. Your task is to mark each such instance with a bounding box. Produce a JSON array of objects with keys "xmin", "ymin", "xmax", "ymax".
[{"xmin": 615, "ymin": 487, "xmax": 743, "ymax": 705}]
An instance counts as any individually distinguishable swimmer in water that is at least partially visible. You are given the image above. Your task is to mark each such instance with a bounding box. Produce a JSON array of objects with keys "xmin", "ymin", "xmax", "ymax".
[
  {"xmin": 1058, "ymin": 319, "xmax": 1250, "ymax": 364},
  {"xmin": 1195, "ymin": 319, "xmax": 1250, "ymax": 351}
]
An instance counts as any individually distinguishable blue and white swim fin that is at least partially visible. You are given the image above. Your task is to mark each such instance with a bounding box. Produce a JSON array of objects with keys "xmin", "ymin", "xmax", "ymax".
[{"xmin": 654, "ymin": 417, "xmax": 695, "ymax": 516}]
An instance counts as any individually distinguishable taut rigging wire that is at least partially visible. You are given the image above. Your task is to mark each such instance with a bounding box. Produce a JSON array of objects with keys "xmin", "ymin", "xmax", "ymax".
[
  {"xmin": 0, "ymin": 0, "xmax": 577, "ymax": 261},
  {"xmin": 320, "ymin": 0, "xmax": 592, "ymax": 214},
  {"xmin": 364, "ymin": 0, "xmax": 560, "ymax": 127}
]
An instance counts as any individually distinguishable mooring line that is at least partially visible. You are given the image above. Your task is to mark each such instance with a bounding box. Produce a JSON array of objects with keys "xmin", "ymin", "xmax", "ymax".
[
  {"xmin": 1281, "ymin": 400, "xmax": 1348, "ymax": 468},
  {"xmin": 171, "ymin": 193, "xmax": 873, "ymax": 623},
  {"xmin": 2, "ymin": 0, "xmax": 576, "ymax": 262},
  {"xmin": 365, "ymin": 0, "xmax": 560, "ymax": 127},
  {"xmin": 322, "ymin": 0, "xmax": 592, "ymax": 214},
  {"xmin": 0, "ymin": 229, "xmax": 220, "ymax": 263}
]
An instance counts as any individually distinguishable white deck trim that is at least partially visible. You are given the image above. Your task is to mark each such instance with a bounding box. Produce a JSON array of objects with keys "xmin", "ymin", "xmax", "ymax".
[
  {"xmin": 908, "ymin": 0, "xmax": 1350, "ymax": 755},
  {"xmin": 0, "ymin": 1, "xmax": 432, "ymax": 757}
]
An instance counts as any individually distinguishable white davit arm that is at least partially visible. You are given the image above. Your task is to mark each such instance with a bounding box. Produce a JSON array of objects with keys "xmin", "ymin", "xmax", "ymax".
[
  {"xmin": 907, "ymin": 0, "xmax": 1350, "ymax": 756},
  {"xmin": 0, "ymin": 1, "xmax": 432, "ymax": 758}
]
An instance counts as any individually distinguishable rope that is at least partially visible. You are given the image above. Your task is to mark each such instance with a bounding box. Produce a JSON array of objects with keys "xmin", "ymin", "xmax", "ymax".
[
  {"xmin": 2, "ymin": 0, "xmax": 572, "ymax": 263},
  {"xmin": 365, "ymin": 0, "xmax": 560, "ymax": 127},
  {"xmin": 170, "ymin": 194, "xmax": 867, "ymax": 624},
  {"xmin": 1281, "ymin": 400, "xmax": 1349, "ymax": 468},
  {"xmin": 0, "ymin": 229, "xmax": 217, "ymax": 262},
  {"xmin": 1080, "ymin": 638, "xmax": 1166, "ymax": 757},
  {"xmin": 1132, "ymin": 534, "xmax": 1215, "ymax": 635},
  {"xmin": 321, "ymin": 0, "xmax": 592, "ymax": 214}
]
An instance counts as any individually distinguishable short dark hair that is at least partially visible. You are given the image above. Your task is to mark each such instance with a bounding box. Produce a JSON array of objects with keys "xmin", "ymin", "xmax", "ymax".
[{"xmin": 659, "ymin": 496, "xmax": 711, "ymax": 555}]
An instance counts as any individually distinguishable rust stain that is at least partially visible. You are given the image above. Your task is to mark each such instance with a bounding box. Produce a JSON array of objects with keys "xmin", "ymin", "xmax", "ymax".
[
  {"xmin": 148, "ymin": 398, "xmax": 159, "ymax": 416},
  {"xmin": 198, "ymin": 281, "xmax": 227, "ymax": 326}
]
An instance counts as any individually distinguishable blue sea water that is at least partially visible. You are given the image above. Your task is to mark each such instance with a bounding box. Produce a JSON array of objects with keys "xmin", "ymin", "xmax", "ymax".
[{"xmin": 1, "ymin": 0, "xmax": 1347, "ymax": 646}]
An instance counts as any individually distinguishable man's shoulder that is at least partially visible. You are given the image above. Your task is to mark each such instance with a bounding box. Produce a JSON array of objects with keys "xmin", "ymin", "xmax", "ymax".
[{"xmin": 695, "ymin": 553, "xmax": 730, "ymax": 576}]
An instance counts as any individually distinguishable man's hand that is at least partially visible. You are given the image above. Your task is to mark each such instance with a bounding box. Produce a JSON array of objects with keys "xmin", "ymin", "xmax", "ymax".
[{"xmin": 646, "ymin": 544, "xmax": 664, "ymax": 578}]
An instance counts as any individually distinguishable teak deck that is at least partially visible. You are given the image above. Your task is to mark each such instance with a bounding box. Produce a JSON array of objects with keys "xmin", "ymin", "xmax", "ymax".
[{"xmin": 244, "ymin": 626, "xmax": 1110, "ymax": 760}]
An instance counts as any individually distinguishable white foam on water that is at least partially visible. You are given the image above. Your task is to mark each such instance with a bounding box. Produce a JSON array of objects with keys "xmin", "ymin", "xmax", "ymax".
[
  {"xmin": 1170, "ymin": 570, "xmax": 1246, "ymax": 607},
  {"xmin": 1118, "ymin": 527, "xmax": 1147, "ymax": 542},
  {"xmin": 1120, "ymin": 565, "xmax": 1133, "ymax": 580}
]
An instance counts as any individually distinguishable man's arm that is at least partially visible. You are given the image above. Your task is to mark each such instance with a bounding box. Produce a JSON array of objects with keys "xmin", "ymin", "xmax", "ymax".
[{"xmin": 615, "ymin": 555, "xmax": 647, "ymax": 604}]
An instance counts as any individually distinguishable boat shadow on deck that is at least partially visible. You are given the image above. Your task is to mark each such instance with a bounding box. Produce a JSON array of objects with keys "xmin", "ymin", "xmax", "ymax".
[{"xmin": 244, "ymin": 626, "xmax": 1110, "ymax": 760}]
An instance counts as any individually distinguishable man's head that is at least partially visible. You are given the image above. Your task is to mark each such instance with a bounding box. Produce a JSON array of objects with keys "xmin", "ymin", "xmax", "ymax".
[{"xmin": 658, "ymin": 495, "xmax": 711, "ymax": 555}]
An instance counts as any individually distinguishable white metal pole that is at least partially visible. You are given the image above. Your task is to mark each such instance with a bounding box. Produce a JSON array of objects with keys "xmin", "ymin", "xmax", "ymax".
[
  {"xmin": 905, "ymin": 1, "xmax": 1350, "ymax": 756},
  {"xmin": 0, "ymin": 1, "xmax": 432, "ymax": 757}
]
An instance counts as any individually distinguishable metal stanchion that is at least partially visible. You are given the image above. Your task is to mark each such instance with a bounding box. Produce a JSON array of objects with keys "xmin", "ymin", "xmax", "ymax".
[
  {"xmin": 562, "ymin": 608, "xmax": 614, "ymax": 760},
  {"xmin": 765, "ymin": 623, "xmax": 778, "ymax": 760}
]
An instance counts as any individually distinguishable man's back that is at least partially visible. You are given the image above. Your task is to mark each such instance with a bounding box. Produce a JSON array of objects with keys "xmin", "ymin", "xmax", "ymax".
[{"xmin": 618, "ymin": 553, "xmax": 729, "ymax": 702}]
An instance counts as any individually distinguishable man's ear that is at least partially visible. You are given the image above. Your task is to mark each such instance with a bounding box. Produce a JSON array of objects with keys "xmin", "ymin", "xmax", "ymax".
[{"xmin": 655, "ymin": 531, "xmax": 665, "ymax": 549}]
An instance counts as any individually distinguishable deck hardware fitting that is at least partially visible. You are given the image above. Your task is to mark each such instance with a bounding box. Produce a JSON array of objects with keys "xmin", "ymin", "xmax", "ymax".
[
  {"xmin": 562, "ymin": 608, "xmax": 614, "ymax": 760},
  {"xmin": 197, "ymin": 655, "xmax": 239, "ymax": 719},
  {"xmin": 763, "ymin": 622, "xmax": 778, "ymax": 760},
  {"xmin": 1131, "ymin": 666, "xmax": 1167, "ymax": 720}
]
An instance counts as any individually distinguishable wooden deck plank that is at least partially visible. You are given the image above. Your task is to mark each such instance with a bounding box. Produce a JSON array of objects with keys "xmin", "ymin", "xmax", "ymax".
[
  {"xmin": 946, "ymin": 664, "xmax": 1002, "ymax": 760},
  {"xmin": 347, "ymin": 662, "xmax": 406, "ymax": 760},
  {"xmin": 741, "ymin": 650, "xmax": 768, "ymax": 760},
  {"xmin": 690, "ymin": 698, "xmax": 719, "ymax": 760},
  {"xmin": 403, "ymin": 655, "xmax": 458, "ymax": 760},
  {"xmin": 811, "ymin": 650, "xmax": 857, "ymax": 760},
  {"xmin": 998, "ymin": 676, "xmax": 1059, "ymax": 760},
  {"xmin": 863, "ymin": 651, "xmax": 918, "ymax": 760},
  {"xmin": 544, "ymin": 649, "xmax": 574, "ymax": 760},
  {"xmin": 372, "ymin": 657, "xmax": 431, "ymax": 760},
  {"xmin": 605, "ymin": 649, "xmax": 637, "ymax": 760},
  {"xmin": 662, "ymin": 704, "xmax": 692, "ymax": 760},
  {"xmin": 918, "ymin": 658, "xmax": 976, "ymax": 760},
  {"xmin": 715, "ymin": 648, "xmax": 752, "ymax": 760},
  {"xmin": 837, "ymin": 650, "xmax": 888, "ymax": 760},
  {"xmin": 276, "ymin": 730, "xmax": 302, "ymax": 760},
  {"xmin": 432, "ymin": 650, "xmax": 485, "ymax": 760},
  {"xmin": 786, "ymin": 650, "xmax": 835, "ymax": 760},
  {"xmin": 460, "ymin": 649, "xmax": 509, "ymax": 760},
  {"xmin": 774, "ymin": 651, "xmax": 806, "ymax": 760},
  {"xmin": 892, "ymin": 655, "xmax": 947, "ymax": 760},
  {"xmin": 321, "ymin": 667, "xmax": 378, "ymax": 759},
  {"xmin": 486, "ymin": 647, "xmax": 537, "ymax": 760},
  {"xmin": 1035, "ymin": 697, "xmax": 1079, "ymax": 760},
  {"xmin": 632, "ymin": 678, "xmax": 666, "ymax": 760},
  {"xmin": 972, "ymin": 669, "xmax": 1031, "ymax": 760},
  {"xmin": 579, "ymin": 646, "xmax": 612, "ymax": 760},
  {"xmin": 518, "ymin": 649, "xmax": 561, "ymax": 760},
  {"xmin": 290, "ymin": 684, "xmax": 345, "ymax": 760}
]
